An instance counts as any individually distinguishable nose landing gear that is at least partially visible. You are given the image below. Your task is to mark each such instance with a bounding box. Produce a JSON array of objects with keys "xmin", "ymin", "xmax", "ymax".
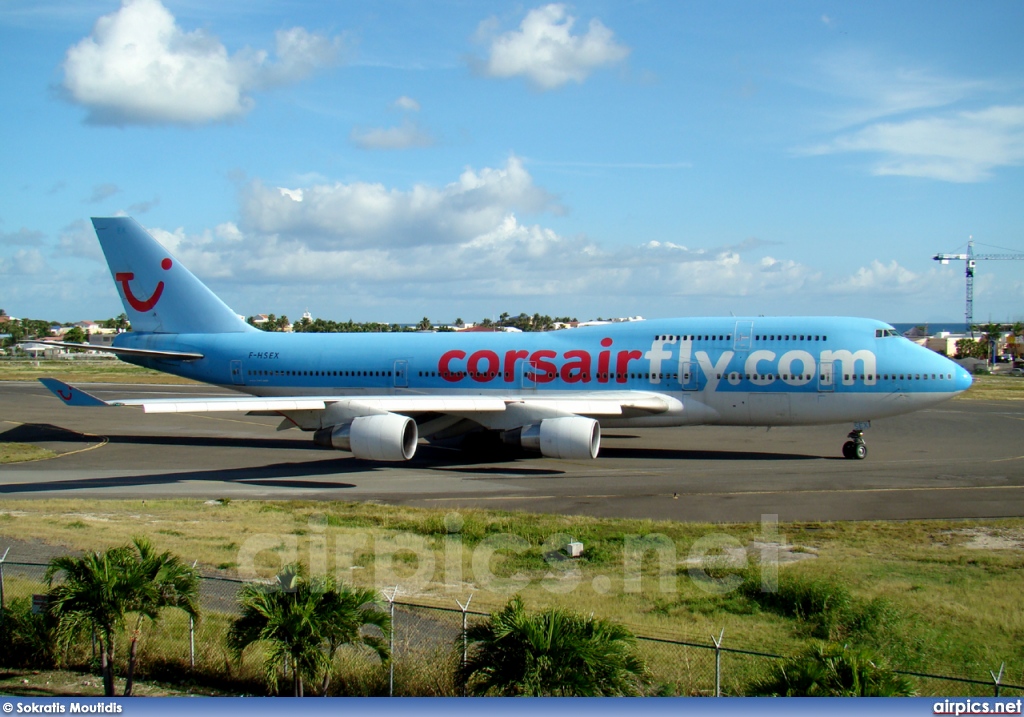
[{"xmin": 842, "ymin": 422, "xmax": 870, "ymax": 460}]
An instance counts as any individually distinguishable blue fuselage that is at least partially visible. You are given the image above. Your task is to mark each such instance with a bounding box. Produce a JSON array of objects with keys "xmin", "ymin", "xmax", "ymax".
[{"xmin": 113, "ymin": 316, "xmax": 971, "ymax": 428}]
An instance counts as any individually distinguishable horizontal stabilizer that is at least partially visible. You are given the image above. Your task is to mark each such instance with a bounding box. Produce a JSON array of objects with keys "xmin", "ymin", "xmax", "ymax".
[
  {"xmin": 34, "ymin": 341, "xmax": 204, "ymax": 361},
  {"xmin": 38, "ymin": 378, "xmax": 109, "ymax": 407}
]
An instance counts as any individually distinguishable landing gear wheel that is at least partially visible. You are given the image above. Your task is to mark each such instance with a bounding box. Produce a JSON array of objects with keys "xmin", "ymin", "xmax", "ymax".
[{"xmin": 843, "ymin": 427, "xmax": 868, "ymax": 460}]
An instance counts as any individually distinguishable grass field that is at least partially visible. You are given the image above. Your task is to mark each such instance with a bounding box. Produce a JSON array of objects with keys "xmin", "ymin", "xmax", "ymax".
[
  {"xmin": 954, "ymin": 373, "xmax": 1024, "ymax": 400},
  {"xmin": 0, "ymin": 442, "xmax": 56, "ymax": 464},
  {"xmin": 1, "ymin": 499, "xmax": 1022, "ymax": 691},
  {"xmin": 0, "ymin": 359, "xmax": 199, "ymax": 385}
]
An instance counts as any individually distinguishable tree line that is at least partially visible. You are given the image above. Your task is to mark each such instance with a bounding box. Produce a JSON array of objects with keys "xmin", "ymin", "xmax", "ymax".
[
  {"xmin": 246, "ymin": 311, "xmax": 579, "ymax": 334},
  {"xmin": 0, "ymin": 310, "xmax": 130, "ymax": 349}
]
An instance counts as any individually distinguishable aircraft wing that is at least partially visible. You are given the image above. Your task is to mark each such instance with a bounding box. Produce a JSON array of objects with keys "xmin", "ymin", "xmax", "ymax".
[{"xmin": 38, "ymin": 378, "xmax": 673, "ymax": 418}]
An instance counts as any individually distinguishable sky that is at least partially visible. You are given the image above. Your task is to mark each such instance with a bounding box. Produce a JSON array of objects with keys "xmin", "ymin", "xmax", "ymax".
[{"xmin": 1, "ymin": 0, "xmax": 1023, "ymax": 326}]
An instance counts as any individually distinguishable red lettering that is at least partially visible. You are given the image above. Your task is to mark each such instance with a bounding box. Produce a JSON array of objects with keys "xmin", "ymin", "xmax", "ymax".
[
  {"xmin": 561, "ymin": 349, "xmax": 591, "ymax": 383},
  {"xmin": 597, "ymin": 338, "xmax": 612, "ymax": 383},
  {"xmin": 468, "ymin": 350, "xmax": 500, "ymax": 382},
  {"xmin": 616, "ymin": 350, "xmax": 642, "ymax": 383},
  {"xmin": 528, "ymin": 350, "xmax": 557, "ymax": 383},
  {"xmin": 504, "ymin": 349, "xmax": 529, "ymax": 383},
  {"xmin": 439, "ymin": 350, "xmax": 466, "ymax": 382}
]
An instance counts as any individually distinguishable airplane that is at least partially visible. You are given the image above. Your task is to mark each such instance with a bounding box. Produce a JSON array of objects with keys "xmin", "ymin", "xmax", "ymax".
[{"xmin": 39, "ymin": 216, "xmax": 974, "ymax": 462}]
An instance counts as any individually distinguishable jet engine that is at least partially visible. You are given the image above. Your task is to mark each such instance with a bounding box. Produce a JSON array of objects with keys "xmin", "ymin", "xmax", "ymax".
[
  {"xmin": 501, "ymin": 416, "xmax": 600, "ymax": 460},
  {"xmin": 313, "ymin": 413, "xmax": 418, "ymax": 461}
]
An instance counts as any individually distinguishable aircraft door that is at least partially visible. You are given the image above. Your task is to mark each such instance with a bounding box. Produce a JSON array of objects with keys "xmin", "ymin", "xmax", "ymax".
[
  {"xmin": 818, "ymin": 361, "xmax": 834, "ymax": 392},
  {"xmin": 733, "ymin": 321, "xmax": 753, "ymax": 351},
  {"xmin": 521, "ymin": 360, "xmax": 537, "ymax": 390},
  {"xmin": 680, "ymin": 361, "xmax": 699, "ymax": 391},
  {"xmin": 393, "ymin": 360, "xmax": 408, "ymax": 388},
  {"xmin": 230, "ymin": 360, "xmax": 245, "ymax": 386}
]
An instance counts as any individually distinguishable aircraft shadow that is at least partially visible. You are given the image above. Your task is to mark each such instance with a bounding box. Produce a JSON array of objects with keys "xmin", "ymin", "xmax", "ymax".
[
  {"xmin": 599, "ymin": 446, "xmax": 819, "ymax": 461},
  {"xmin": 1, "ymin": 423, "xmax": 97, "ymax": 444},
  {"xmin": 1, "ymin": 423, "xmax": 316, "ymax": 451},
  {"xmin": 438, "ymin": 466, "xmax": 565, "ymax": 477},
  {"xmin": 0, "ymin": 458, "xmax": 359, "ymax": 495}
]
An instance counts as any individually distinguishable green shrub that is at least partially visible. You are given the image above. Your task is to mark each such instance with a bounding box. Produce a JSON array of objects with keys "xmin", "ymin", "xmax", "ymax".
[
  {"xmin": 0, "ymin": 597, "xmax": 58, "ymax": 669},
  {"xmin": 746, "ymin": 642, "xmax": 915, "ymax": 696},
  {"xmin": 740, "ymin": 571, "xmax": 853, "ymax": 640}
]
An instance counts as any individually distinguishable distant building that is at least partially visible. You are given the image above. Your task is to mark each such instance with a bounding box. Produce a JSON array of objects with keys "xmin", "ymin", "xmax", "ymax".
[
  {"xmin": 577, "ymin": 316, "xmax": 644, "ymax": 328},
  {"xmin": 89, "ymin": 334, "xmax": 117, "ymax": 348}
]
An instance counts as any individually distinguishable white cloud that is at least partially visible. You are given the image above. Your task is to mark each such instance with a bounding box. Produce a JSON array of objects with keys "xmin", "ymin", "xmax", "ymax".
[
  {"xmin": 55, "ymin": 219, "xmax": 103, "ymax": 260},
  {"xmin": 87, "ymin": 183, "xmax": 119, "ymax": 203},
  {"xmin": 809, "ymin": 105, "xmax": 1024, "ymax": 182},
  {"xmin": 0, "ymin": 248, "xmax": 48, "ymax": 276},
  {"xmin": 0, "ymin": 228, "xmax": 45, "ymax": 247},
  {"xmin": 243, "ymin": 156, "xmax": 556, "ymax": 246},
  {"xmin": 85, "ymin": 160, "xmax": 960, "ymax": 320},
  {"xmin": 810, "ymin": 50, "xmax": 992, "ymax": 129},
  {"xmin": 477, "ymin": 4, "xmax": 629, "ymax": 90},
  {"xmin": 351, "ymin": 120, "xmax": 434, "ymax": 150},
  {"xmin": 62, "ymin": 0, "xmax": 341, "ymax": 125},
  {"xmin": 826, "ymin": 259, "xmax": 960, "ymax": 297},
  {"xmin": 798, "ymin": 50, "xmax": 1023, "ymax": 182},
  {"xmin": 393, "ymin": 96, "xmax": 421, "ymax": 112}
]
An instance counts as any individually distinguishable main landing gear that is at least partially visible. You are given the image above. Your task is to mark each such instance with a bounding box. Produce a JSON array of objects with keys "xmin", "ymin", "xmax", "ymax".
[{"xmin": 841, "ymin": 422, "xmax": 870, "ymax": 460}]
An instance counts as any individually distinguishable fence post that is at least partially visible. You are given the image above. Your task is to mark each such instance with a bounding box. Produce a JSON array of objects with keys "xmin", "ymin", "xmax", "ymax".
[
  {"xmin": 456, "ymin": 594, "xmax": 473, "ymax": 697},
  {"xmin": 0, "ymin": 548, "xmax": 10, "ymax": 626},
  {"xmin": 383, "ymin": 586, "xmax": 399, "ymax": 698},
  {"xmin": 189, "ymin": 560, "xmax": 197, "ymax": 669},
  {"xmin": 711, "ymin": 629, "xmax": 724, "ymax": 697},
  {"xmin": 991, "ymin": 663, "xmax": 1005, "ymax": 697}
]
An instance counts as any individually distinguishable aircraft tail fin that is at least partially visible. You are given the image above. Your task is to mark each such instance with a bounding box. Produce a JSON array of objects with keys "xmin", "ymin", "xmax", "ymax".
[{"xmin": 92, "ymin": 216, "xmax": 255, "ymax": 334}]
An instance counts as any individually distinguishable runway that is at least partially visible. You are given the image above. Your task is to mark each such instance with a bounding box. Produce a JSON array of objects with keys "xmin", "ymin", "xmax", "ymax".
[{"xmin": 2, "ymin": 380, "xmax": 1023, "ymax": 522}]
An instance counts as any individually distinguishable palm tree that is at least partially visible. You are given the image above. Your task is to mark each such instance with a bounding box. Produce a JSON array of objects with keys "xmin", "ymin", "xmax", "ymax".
[
  {"xmin": 747, "ymin": 642, "xmax": 914, "ymax": 696},
  {"xmin": 45, "ymin": 538, "xmax": 199, "ymax": 696},
  {"xmin": 459, "ymin": 596, "xmax": 648, "ymax": 696},
  {"xmin": 227, "ymin": 567, "xmax": 390, "ymax": 696},
  {"xmin": 119, "ymin": 538, "xmax": 199, "ymax": 695}
]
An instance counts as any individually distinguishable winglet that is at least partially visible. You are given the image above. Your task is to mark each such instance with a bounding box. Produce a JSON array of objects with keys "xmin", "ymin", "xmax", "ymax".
[{"xmin": 38, "ymin": 378, "xmax": 109, "ymax": 407}]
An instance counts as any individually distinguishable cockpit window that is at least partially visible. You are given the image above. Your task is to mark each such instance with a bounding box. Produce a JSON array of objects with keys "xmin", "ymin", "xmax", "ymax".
[{"xmin": 875, "ymin": 328, "xmax": 899, "ymax": 338}]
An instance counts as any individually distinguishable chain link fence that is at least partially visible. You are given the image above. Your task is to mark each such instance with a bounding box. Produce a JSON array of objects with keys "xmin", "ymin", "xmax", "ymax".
[{"xmin": 2, "ymin": 559, "xmax": 1021, "ymax": 697}]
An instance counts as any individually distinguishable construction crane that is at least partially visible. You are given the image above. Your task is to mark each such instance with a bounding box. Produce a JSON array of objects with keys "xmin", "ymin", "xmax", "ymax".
[{"xmin": 933, "ymin": 237, "xmax": 1024, "ymax": 334}]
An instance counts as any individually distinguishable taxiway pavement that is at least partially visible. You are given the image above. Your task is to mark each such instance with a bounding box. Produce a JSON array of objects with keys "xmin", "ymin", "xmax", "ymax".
[{"xmin": 2, "ymin": 380, "xmax": 1023, "ymax": 522}]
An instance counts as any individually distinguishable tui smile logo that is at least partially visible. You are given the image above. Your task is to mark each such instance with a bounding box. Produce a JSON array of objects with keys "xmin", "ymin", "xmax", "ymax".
[{"xmin": 116, "ymin": 258, "xmax": 172, "ymax": 312}]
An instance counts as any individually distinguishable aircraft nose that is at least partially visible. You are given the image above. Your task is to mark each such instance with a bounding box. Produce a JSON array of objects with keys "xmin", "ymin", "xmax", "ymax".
[{"xmin": 954, "ymin": 364, "xmax": 973, "ymax": 393}]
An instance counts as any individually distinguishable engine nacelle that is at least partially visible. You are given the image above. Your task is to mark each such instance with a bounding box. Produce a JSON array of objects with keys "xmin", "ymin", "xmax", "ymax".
[
  {"xmin": 503, "ymin": 416, "xmax": 600, "ymax": 460},
  {"xmin": 313, "ymin": 413, "xmax": 418, "ymax": 461}
]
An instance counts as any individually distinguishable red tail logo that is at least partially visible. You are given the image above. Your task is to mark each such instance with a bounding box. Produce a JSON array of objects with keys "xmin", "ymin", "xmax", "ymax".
[
  {"xmin": 116, "ymin": 258, "xmax": 172, "ymax": 312},
  {"xmin": 57, "ymin": 388, "xmax": 73, "ymax": 401}
]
